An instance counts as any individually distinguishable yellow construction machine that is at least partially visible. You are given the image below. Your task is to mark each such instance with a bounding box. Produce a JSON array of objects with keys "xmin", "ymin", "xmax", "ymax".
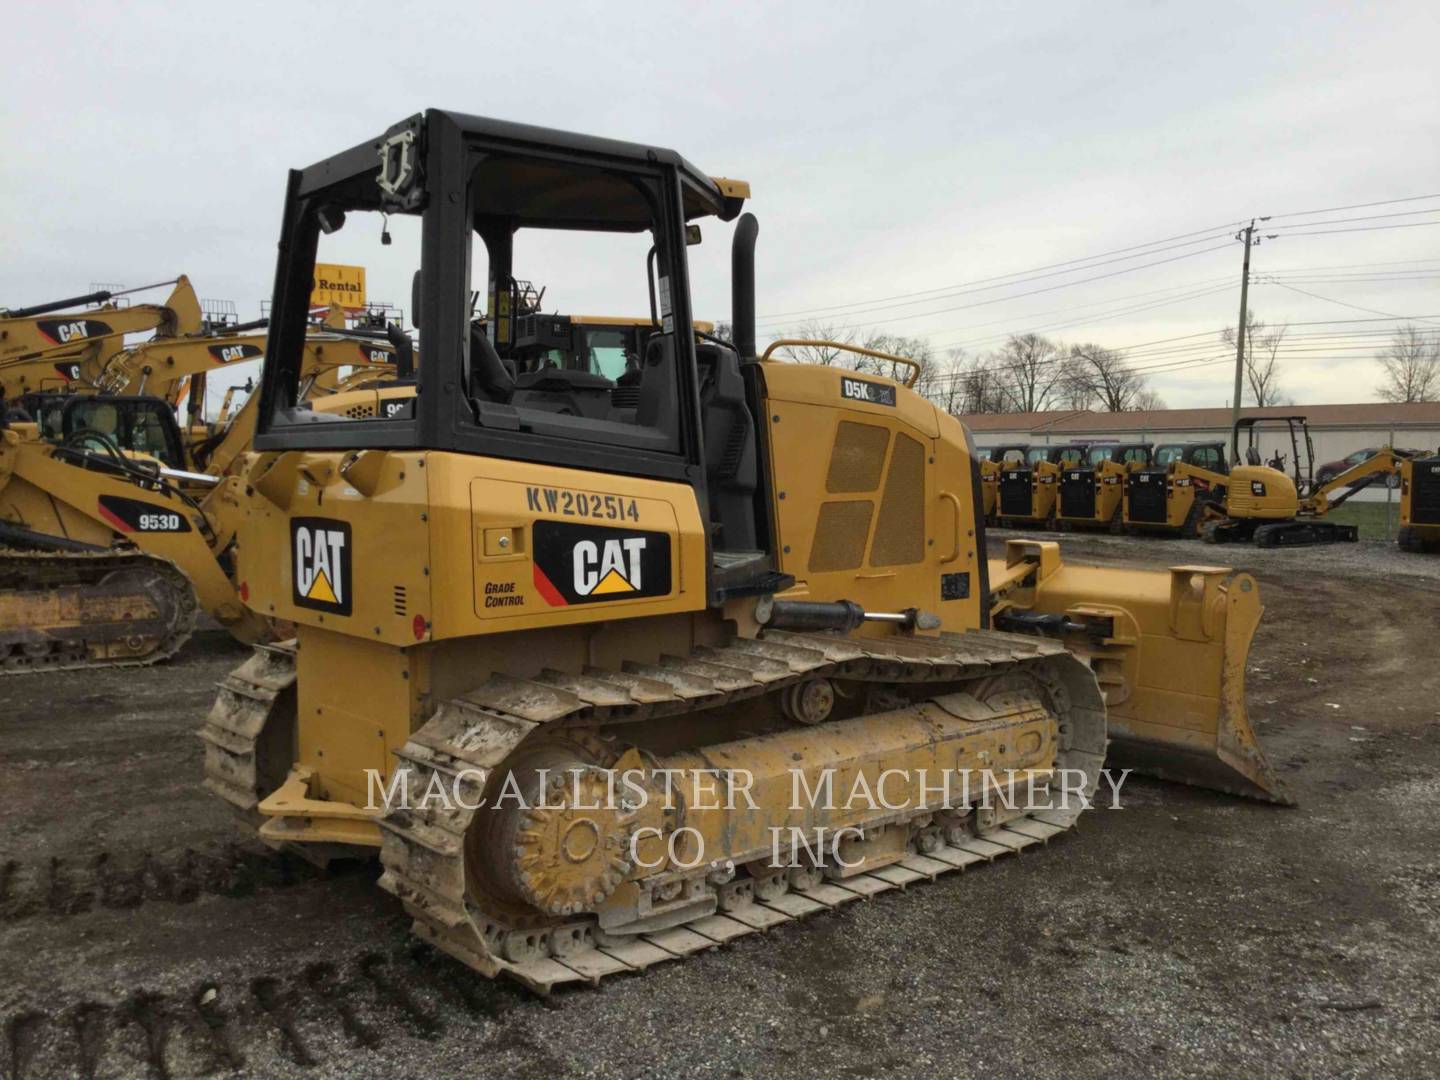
[
  {"xmin": 1399, "ymin": 450, "xmax": 1440, "ymax": 552},
  {"xmin": 0, "ymin": 278, "xmax": 204, "ymax": 397},
  {"xmin": 199, "ymin": 111, "xmax": 1288, "ymax": 994},
  {"xmin": 1122, "ymin": 440, "xmax": 1229, "ymax": 536},
  {"xmin": 1055, "ymin": 443, "xmax": 1151, "ymax": 532},
  {"xmin": 977, "ymin": 444, "xmax": 1027, "ymax": 520},
  {"xmin": 1198, "ymin": 417, "xmax": 1407, "ymax": 546},
  {"xmin": 0, "ymin": 331, "xmax": 406, "ymax": 672},
  {"xmin": 995, "ymin": 444, "xmax": 1085, "ymax": 527}
]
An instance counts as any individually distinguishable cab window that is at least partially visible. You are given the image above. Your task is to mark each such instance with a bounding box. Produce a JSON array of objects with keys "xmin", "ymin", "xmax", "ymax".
[
  {"xmin": 582, "ymin": 327, "xmax": 637, "ymax": 381},
  {"xmin": 1154, "ymin": 445, "xmax": 1184, "ymax": 467},
  {"xmin": 1120, "ymin": 446, "xmax": 1150, "ymax": 465},
  {"xmin": 1056, "ymin": 447, "xmax": 1083, "ymax": 465},
  {"xmin": 1025, "ymin": 447, "xmax": 1047, "ymax": 465},
  {"xmin": 1191, "ymin": 446, "xmax": 1223, "ymax": 471},
  {"xmin": 1088, "ymin": 446, "xmax": 1115, "ymax": 465}
]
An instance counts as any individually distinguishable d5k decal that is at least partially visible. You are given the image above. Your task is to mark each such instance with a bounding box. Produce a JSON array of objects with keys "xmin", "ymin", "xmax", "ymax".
[
  {"xmin": 291, "ymin": 518, "xmax": 353, "ymax": 615},
  {"xmin": 531, "ymin": 520, "xmax": 671, "ymax": 606}
]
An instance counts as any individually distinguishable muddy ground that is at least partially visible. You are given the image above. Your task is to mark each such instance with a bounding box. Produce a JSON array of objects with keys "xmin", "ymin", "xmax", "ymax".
[{"xmin": 3, "ymin": 534, "xmax": 1439, "ymax": 1079}]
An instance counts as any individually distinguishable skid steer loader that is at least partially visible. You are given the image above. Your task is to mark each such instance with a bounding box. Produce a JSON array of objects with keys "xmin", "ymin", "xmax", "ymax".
[
  {"xmin": 1055, "ymin": 443, "xmax": 1151, "ymax": 532},
  {"xmin": 1399, "ymin": 451, "xmax": 1440, "ymax": 553},
  {"xmin": 199, "ymin": 111, "xmax": 1288, "ymax": 993},
  {"xmin": 0, "ymin": 332, "xmax": 405, "ymax": 673}
]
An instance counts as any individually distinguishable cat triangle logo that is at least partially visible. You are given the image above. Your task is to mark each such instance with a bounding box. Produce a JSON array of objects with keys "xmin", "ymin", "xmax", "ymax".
[
  {"xmin": 305, "ymin": 569, "xmax": 339, "ymax": 604},
  {"xmin": 590, "ymin": 568, "xmax": 635, "ymax": 595},
  {"xmin": 291, "ymin": 518, "xmax": 353, "ymax": 615}
]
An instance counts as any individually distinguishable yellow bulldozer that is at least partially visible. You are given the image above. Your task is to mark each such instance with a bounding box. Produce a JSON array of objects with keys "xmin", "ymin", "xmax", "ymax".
[{"xmin": 198, "ymin": 111, "xmax": 1288, "ymax": 994}]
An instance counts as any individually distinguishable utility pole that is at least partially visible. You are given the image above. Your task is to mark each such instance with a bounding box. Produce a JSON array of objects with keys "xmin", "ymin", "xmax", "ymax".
[
  {"xmin": 1229, "ymin": 217, "xmax": 1274, "ymax": 462},
  {"xmin": 1230, "ymin": 221, "xmax": 1255, "ymax": 464}
]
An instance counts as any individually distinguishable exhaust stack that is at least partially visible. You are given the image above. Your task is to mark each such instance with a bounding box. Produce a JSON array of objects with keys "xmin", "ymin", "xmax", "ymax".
[{"xmin": 731, "ymin": 213, "xmax": 758, "ymax": 361}]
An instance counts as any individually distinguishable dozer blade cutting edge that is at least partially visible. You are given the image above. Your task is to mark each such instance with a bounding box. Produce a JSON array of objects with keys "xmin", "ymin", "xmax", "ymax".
[{"xmin": 990, "ymin": 540, "xmax": 1294, "ymax": 805}]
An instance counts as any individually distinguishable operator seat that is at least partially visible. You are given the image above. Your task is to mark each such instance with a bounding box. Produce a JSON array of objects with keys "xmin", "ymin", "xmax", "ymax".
[{"xmin": 469, "ymin": 325, "xmax": 515, "ymax": 403}]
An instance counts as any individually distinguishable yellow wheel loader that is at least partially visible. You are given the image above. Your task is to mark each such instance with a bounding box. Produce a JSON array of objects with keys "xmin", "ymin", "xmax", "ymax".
[
  {"xmin": 0, "ymin": 278, "xmax": 203, "ymax": 397},
  {"xmin": 199, "ymin": 111, "xmax": 1288, "ymax": 994},
  {"xmin": 1055, "ymin": 443, "xmax": 1151, "ymax": 533},
  {"xmin": 1398, "ymin": 451, "xmax": 1440, "ymax": 553}
]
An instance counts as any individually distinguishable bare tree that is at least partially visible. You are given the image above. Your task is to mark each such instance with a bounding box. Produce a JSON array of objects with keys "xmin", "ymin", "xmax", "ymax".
[
  {"xmin": 1376, "ymin": 325, "xmax": 1440, "ymax": 403},
  {"xmin": 946, "ymin": 352, "xmax": 1008, "ymax": 414},
  {"xmin": 1221, "ymin": 309, "xmax": 1289, "ymax": 406},
  {"xmin": 993, "ymin": 333, "xmax": 1065, "ymax": 412},
  {"xmin": 1068, "ymin": 343, "xmax": 1149, "ymax": 411},
  {"xmin": 860, "ymin": 331, "xmax": 934, "ymax": 387},
  {"xmin": 773, "ymin": 320, "xmax": 856, "ymax": 366},
  {"xmin": 1131, "ymin": 387, "xmax": 1168, "ymax": 411}
]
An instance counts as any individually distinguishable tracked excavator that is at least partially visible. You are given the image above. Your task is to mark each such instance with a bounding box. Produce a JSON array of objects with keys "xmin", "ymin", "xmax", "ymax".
[
  {"xmin": 1189, "ymin": 418, "xmax": 1405, "ymax": 546},
  {"xmin": 0, "ymin": 278, "xmax": 204, "ymax": 397},
  {"xmin": 198, "ymin": 111, "xmax": 1288, "ymax": 994},
  {"xmin": 0, "ymin": 332, "xmax": 405, "ymax": 672}
]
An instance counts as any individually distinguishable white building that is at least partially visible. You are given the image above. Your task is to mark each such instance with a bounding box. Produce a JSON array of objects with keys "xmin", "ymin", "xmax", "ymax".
[{"xmin": 958, "ymin": 403, "xmax": 1440, "ymax": 477}]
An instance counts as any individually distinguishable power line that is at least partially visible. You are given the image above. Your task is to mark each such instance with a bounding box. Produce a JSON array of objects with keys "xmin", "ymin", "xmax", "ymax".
[
  {"xmin": 755, "ymin": 220, "xmax": 1242, "ymax": 322},
  {"xmin": 1272, "ymin": 220, "xmax": 1440, "ymax": 238},
  {"xmin": 1258, "ymin": 278, "xmax": 1440, "ymax": 325},
  {"xmin": 1268, "ymin": 206, "xmax": 1440, "ymax": 231},
  {"xmin": 759, "ymin": 242, "xmax": 1237, "ymax": 337},
  {"xmin": 1267, "ymin": 192, "xmax": 1440, "ymax": 219}
]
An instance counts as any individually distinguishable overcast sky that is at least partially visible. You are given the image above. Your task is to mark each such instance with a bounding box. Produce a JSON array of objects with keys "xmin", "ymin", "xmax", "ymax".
[{"xmin": 3, "ymin": 1, "xmax": 1437, "ymax": 411}]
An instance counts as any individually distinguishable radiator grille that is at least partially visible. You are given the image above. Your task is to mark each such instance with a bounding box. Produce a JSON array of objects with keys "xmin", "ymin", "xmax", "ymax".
[
  {"xmin": 1059, "ymin": 471, "xmax": 1096, "ymax": 519},
  {"xmin": 826, "ymin": 421, "xmax": 890, "ymax": 493},
  {"xmin": 870, "ymin": 433, "xmax": 925, "ymax": 566},
  {"xmin": 809, "ymin": 501, "xmax": 873, "ymax": 571},
  {"xmin": 999, "ymin": 469, "xmax": 1032, "ymax": 517},
  {"xmin": 1127, "ymin": 472, "xmax": 1168, "ymax": 523}
]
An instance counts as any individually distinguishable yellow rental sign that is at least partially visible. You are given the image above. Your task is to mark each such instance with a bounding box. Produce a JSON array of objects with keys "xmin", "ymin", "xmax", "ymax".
[{"xmin": 311, "ymin": 264, "xmax": 367, "ymax": 309}]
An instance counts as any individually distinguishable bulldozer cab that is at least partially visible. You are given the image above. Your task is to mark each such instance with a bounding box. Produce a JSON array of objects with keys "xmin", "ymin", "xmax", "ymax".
[{"xmin": 254, "ymin": 111, "xmax": 768, "ymax": 586}]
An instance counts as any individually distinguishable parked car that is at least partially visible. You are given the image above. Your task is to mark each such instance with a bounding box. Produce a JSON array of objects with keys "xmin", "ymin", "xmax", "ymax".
[{"xmin": 1315, "ymin": 446, "xmax": 1425, "ymax": 488}]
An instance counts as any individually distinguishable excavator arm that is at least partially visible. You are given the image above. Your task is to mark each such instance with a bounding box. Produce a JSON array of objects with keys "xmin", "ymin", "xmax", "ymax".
[
  {"xmin": 1302, "ymin": 449, "xmax": 1404, "ymax": 515},
  {"xmin": 0, "ymin": 278, "xmax": 203, "ymax": 395}
]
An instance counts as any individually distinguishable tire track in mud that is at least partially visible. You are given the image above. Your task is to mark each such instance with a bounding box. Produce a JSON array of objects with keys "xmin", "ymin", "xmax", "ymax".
[
  {"xmin": 0, "ymin": 842, "xmax": 366, "ymax": 922},
  {"xmin": 0, "ymin": 943, "xmax": 556, "ymax": 1078}
]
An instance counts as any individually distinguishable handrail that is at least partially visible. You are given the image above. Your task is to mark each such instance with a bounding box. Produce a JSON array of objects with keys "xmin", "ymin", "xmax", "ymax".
[{"xmin": 760, "ymin": 339, "xmax": 923, "ymax": 388}]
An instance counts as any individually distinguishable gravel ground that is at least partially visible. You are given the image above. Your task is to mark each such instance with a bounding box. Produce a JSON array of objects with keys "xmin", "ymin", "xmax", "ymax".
[{"xmin": 2, "ymin": 533, "xmax": 1439, "ymax": 1078}]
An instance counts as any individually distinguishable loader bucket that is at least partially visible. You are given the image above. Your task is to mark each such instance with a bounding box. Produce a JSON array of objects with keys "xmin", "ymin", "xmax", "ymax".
[{"xmin": 991, "ymin": 541, "xmax": 1294, "ymax": 804}]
